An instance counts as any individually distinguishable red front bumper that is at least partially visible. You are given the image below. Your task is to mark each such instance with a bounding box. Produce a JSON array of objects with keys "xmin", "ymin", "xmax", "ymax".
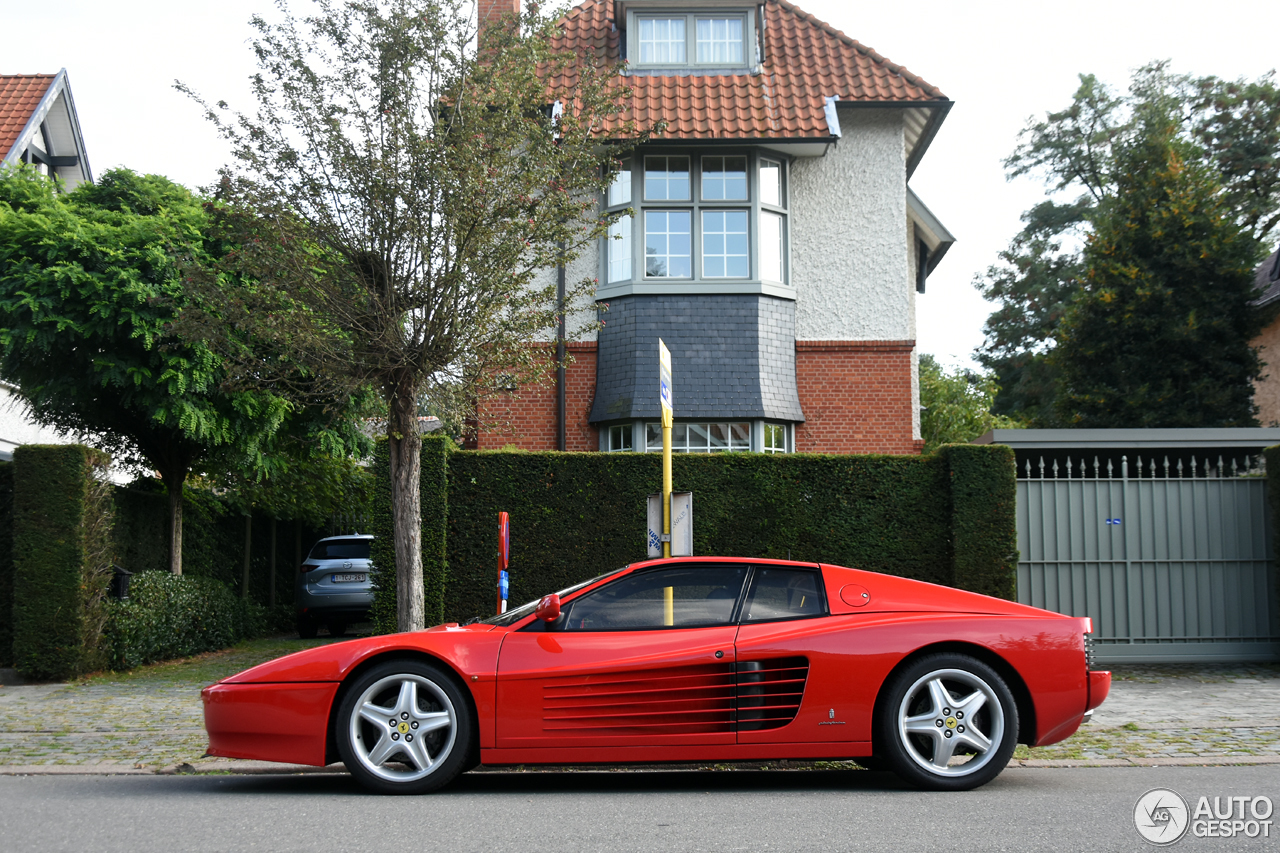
[{"xmin": 202, "ymin": 681, "xmax": 339, "ymax": 767}]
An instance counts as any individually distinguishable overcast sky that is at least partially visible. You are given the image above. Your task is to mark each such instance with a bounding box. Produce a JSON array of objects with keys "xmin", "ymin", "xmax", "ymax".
[{"xmin": 5, "ymin": 0, "xmax": 1279, "ymax": 369}]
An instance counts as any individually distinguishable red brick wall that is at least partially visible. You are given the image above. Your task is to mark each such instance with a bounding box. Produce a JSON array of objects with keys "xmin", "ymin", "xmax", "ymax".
[
  {"xmin": 794, "ymin": 341, "xmax": 922, "ymax": 455},
  {"xmin": 476, "ymin": 342, "xmax": 598, "ymax": 451}
]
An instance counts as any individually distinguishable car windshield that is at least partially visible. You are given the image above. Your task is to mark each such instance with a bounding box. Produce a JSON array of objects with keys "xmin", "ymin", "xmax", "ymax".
[
  {"xmin": 308, "ymin": 539, "xmax": 371, "ymax": 560},
  {"xmin": 480, "ymin": 568, "xmax": 626, "ymax": 627}
]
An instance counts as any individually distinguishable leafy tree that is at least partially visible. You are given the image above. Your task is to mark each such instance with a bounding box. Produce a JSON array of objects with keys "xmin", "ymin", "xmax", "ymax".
[
  {"xmin": 0, "ymin": 168, "xmax": 365, "ymax": 574},
  {"xmin": 1053, "ymin": 107, "xmax": 1266, "ymax": 427},
  {"xmin": 918, "ymin": 355, "xmax": 1021, "ymax": 453},
  {"xmin": 976, "ymin": 63, "xmax": 1280, "ymax": 422},
  {"xmin": 176, "ymin": 0, "xmax": 651, "ymax": 631}
]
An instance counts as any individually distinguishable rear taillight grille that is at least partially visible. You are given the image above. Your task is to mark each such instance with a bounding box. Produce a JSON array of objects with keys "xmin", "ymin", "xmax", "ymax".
[{"xmin": 1084, "ymin": 633, "xmax": 1096, "ymax": 670}]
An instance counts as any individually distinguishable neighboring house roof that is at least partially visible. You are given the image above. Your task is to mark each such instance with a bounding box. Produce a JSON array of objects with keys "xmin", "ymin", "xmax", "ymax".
[
  {"xmin": 1253, "ymin": 247, "xmax": 1280, "ymax": 308},
  {"xmin": 548, "ymin": 0, "xmax": 950, "ymax": 169},
  {"xmin": 0, "ymin": 69, "xmax": 93, "ymax": 187}
]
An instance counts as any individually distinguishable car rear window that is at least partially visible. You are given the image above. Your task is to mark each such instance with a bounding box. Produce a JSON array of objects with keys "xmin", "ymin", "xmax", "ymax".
[{"xmin": 308, "ymin": 539, "xmax": 371, "ymax": 560}]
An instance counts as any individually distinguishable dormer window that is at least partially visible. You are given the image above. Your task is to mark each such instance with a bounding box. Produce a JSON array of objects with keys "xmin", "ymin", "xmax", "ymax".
[{"xmin": 629, "ymin": 11, "xmax": 754, "ymax": 69}]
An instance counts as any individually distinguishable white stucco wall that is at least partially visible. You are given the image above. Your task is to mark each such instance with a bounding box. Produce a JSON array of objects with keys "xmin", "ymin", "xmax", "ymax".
[
  {"xmin": 791, "ymin": 107, "xmax": 910, "ymax": 342},
  {"xmin": 0, "ymin": 383, "xmax": 66, "ymax": 459},
  {"xmin": 529, "ymin": 235, "xmax": 601, "ymax": 342}
]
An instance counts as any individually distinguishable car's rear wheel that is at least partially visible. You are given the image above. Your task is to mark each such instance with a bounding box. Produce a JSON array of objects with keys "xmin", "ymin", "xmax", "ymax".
[
  {"xmin": 327, "ymin": 622, "xmax": 348, "ymax": 638},
  {"xmin": 297, "ymin": 616, "xmax": 318, "ymax": 640},
  {"xmin": 336, "ymin": 660, "xmax": 473, "ymax": 795},
  {"xmin": 878, "ymin": 654, "xmax": 1017, "ymax": 791}
]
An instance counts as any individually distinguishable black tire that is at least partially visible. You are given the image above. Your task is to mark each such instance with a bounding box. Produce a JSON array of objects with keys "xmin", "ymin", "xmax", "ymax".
[
  {"xmin": 297, "ymin": 617, "xmax": 318, "ymax": 640},
  {"xmin": 335, "ymin": 660, "xmax": 474, "ymax": 795},
  {"xmin": 877, "ymin": 653, "xmax": 1018, "ymax": 791},
  {"xmin": 327, "ymin": 622, "xmax": 348, "ymax": 638}
]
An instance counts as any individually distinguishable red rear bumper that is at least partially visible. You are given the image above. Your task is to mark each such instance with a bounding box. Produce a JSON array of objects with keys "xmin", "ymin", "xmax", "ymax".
[
  {"xmin": 1087, "ymin": 670, "xmax": 1111, "ymax": 712},
  {"xmin": 202, "ymin": 681, "xmax": 339, "ymax": 766}
]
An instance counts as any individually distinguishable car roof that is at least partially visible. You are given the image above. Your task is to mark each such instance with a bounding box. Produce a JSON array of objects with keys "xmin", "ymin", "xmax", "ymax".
[{"xmin": 315, "ymin": 534, "xmax": 374, "ymax": 541}]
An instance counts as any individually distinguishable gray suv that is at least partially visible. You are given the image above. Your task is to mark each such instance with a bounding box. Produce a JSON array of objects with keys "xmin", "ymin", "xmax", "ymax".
[{"xmin": 295, "ymin": 534, "xmax": 374, "ymax": 638}]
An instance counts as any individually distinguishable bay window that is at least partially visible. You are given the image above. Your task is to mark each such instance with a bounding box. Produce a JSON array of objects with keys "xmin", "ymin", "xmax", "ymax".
[{"xmin": 603, "ymin": 152, "xmax": 789, "ymax": 289}]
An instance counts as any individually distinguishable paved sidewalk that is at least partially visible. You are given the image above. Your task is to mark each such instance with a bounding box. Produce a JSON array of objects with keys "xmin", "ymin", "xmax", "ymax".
[{"xmin": 0, "ymin": 638, "xmax": 1277, "ymax": 774}]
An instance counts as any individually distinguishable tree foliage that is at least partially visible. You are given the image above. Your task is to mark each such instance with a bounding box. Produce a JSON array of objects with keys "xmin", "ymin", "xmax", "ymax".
[
  {"xmin": 976, "ymin": 63, "xmax": 1280, "ymax": 423},
  {"xmin": 0, "ymin": 168, "xmax": 365, "ymax": 573},
  {"xmin": 175, "ymin": 0, "xmax": 653, "ymax": 631},
  {"xmin": 1053, "ymin": 109, "xmax": 1265, "ymax": 427},
  {"xmin": 918, "ymin": 355, "xmax": 1021, "ymax": 453}
]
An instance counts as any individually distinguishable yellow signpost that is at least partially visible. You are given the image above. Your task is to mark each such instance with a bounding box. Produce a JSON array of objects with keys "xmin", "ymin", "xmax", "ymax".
[
  {"xmin": 659, "ymin": 340, "xmax": 674, "ymax": 625},
  {"xmin": 659, "ymin": 339, "xmax": 673, "ymax": 560}
]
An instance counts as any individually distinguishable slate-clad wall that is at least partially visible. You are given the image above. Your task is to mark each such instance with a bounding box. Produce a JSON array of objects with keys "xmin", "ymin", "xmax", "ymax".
[{"xmin": 588, "ymin": 294, "xmax": 804, "ymax": 423}]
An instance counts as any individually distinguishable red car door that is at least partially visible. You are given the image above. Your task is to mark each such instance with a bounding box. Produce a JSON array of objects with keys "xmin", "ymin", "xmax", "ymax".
[
  {"xmin": 496, "ymin": 564, "xmax": 747, "ymax": 749},
  {"xmin": 733, "ymin": 565, "xmax": 865, "ymax": 745}
]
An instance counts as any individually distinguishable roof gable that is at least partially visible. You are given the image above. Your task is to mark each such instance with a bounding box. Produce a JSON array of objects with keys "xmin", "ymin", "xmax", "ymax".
[
  {"xmin": 0, "ymin": 74, "xmax": 57, "ymax": 159},
  {"xmin": 548, "ymin": 0, "xmax": 947, "ymax": 141}
]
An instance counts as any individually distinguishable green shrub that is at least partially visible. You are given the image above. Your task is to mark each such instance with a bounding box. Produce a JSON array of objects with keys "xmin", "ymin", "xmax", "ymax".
[
  {"xmin": 104, "ymin": 571, "xmax": 265, "ymax": 670},
  {"xmin": 0, "ymin": 461, "xmax": 13, "ymax": 667},
  {"xmin": 11, "ymin": 445, "xmax": 114, "ymax": 680}
]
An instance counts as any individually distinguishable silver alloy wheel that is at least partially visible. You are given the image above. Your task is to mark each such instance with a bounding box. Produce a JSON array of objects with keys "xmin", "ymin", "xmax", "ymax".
[
  {"xmin": 896, "ymin": 667, "xmax": 1004, "ymax": 778},
  {"xmin": 347, "ymin": 673, "xmax": 458, "ymax": 783}
]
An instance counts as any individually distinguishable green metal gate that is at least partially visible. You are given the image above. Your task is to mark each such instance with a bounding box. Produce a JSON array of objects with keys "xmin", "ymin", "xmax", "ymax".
[{"xmin": 1016, "ymin": 455, "xmax": 1280, "ymax": 663}]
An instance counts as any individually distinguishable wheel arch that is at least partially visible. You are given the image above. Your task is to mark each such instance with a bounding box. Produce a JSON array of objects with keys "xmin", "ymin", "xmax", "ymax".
[
  {"xmin": 323, "ymin": 649, "xmax": 481, "ymax": 767},
  {"xmin": 870, "ymin": 641, "xmax": 1037, "ymax": 749}
]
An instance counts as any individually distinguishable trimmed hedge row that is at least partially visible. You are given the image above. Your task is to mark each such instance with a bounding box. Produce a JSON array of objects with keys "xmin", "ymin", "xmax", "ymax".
[
  {"xmin": 102, "ymin": 571, "xmax": 269, "ymax": 670},
  {"xmin": 11, "ymin": 445, "xmax": 115, "ymax": 680},
  {"xmin": 441, "ymin": 444, "xmax": 1017, "ymax": 624},
  {"xmin": 0, "ymin": 461, "xmax": 12, "ymax": 667}
]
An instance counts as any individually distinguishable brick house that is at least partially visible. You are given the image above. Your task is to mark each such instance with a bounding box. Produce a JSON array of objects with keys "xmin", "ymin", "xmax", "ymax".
[
  {"xmin": 1251, "ymin": 246, "xmax": 1280, "ymax": 426},
  {"xmin": 475, "ymin": 0, "xmax": 953, "ymax": 455}
]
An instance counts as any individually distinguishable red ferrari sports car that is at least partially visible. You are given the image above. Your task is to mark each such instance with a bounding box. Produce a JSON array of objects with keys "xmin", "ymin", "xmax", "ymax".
[{"xmin": 203, "ymin": 557, "xmax": 1110, "ymax": 793}]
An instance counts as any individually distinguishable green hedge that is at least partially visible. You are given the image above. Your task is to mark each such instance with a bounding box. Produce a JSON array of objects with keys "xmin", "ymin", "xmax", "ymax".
[
  {"xmin": 103, "ymin": 571, "xmax": 269, "ymax": 670},
  {"xmin": 368, "ymin": 440, "xmax": 396, "ymax": 634},
  {"xmin": 441, "ymin": 446, "xmax": 1015, "ymax": 623},
  {"xmin": 0, "ymin": 461, "xmax": 13, "ymax": 667},
  {"xmin": 939, "ymin": 444, "xmax": 1019, "ymax": 599},
  {"xmin": 11, "ymin": 445, "xmax": 114, "ymax": 680}
]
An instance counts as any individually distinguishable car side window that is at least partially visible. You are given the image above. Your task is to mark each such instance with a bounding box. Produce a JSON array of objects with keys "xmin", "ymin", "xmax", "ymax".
[
  {"xmin": 740, "ymin": 568, "xmax": 824, "ymax": 623},
  {"xmin": 560, "ymin": 566, "xmax": 748, "ymax": 631}
]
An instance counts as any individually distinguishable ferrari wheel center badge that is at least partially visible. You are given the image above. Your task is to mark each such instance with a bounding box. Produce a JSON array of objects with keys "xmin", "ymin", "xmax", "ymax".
[
  {"xmin": 946, "ymin": 717, "xmax": 957, "ymax": 729},
  {"xmin": 398, "ymin": 722, "xmax": 410, "ymax": 734}
]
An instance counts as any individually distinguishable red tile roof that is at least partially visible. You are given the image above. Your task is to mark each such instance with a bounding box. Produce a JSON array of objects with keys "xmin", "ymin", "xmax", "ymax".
[
  {"xmin": 0, "ymin": 75, "xmax": 55, "ymax": 159},
  {"xmin": 546, "ymin": 0, "xmax": 946, "ymax": 139}
]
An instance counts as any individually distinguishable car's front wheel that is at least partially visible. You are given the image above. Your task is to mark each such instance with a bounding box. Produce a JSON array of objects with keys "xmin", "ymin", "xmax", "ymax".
[
  {"xmin": 335, "ymin": 660, "xmax": 473, "ymax": 794},
  {"xmin": 878, "ymin": 653, "xmax": 1018, "ymax": 791}
]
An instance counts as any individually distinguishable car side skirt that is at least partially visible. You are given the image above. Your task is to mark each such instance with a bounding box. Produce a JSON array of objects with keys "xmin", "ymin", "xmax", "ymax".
[
  {"xmin": 203, "ymin": 682, "xmax": 338, "ymax": 766},
  {"xmin": 480, "ymin": 742, "xmax": 873, "ymax": 765}
]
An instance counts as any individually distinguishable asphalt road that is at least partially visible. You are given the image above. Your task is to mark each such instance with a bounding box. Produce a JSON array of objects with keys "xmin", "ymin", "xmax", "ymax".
[{"xmin": 2, "ymin": 766, "xmax": 1278, "ymax": 852}]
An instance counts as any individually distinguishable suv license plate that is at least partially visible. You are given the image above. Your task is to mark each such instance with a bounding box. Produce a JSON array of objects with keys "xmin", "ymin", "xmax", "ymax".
[{"xmin": 332, "ymin": 573, "xmax": 366, "ymax": 583}]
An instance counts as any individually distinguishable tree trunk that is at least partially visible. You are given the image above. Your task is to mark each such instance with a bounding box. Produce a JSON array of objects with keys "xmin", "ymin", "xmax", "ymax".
[
  {"xmin": 159, "ymin": 468, "xmax": 186, "ymax": 575},
  {"xmin": 242, "ymin": 515, "xmax": 252, "ymax": 600},
  {"xmin": 388, "ymin": 382, "xmax": 424, "ymax": 633}
]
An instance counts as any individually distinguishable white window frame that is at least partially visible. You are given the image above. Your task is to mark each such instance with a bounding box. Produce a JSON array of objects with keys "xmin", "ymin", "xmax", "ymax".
[
  {"xmin": 629, "ymin": 11, "xmax": 754, "ymax": 69},
  {"xmin": 602, "ymin": 151, "xmax": 788, "ymax": 289}
]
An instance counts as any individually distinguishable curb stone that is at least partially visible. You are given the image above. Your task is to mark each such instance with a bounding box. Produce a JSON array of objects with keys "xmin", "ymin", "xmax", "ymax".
[{"xmin": 4, "ymin": 755, "xmax": 1280, "ymax": 777}]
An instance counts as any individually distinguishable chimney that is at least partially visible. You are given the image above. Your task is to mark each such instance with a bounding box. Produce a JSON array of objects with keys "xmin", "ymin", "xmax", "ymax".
[{"xmin": 478, "ymin": 0, "xmax": 521, "ymax": 42}]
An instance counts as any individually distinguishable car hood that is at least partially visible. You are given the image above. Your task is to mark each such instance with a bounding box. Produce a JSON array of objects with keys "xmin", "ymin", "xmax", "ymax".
[{"xmin": 220, "ymin": 622, "xmax": 500, "ymax": 685}]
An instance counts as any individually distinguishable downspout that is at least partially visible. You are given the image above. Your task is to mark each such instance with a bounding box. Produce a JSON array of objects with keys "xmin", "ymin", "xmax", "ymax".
[{"xmin": 556, "ymin": 242, "xmax": 567, "ymax": 451}]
